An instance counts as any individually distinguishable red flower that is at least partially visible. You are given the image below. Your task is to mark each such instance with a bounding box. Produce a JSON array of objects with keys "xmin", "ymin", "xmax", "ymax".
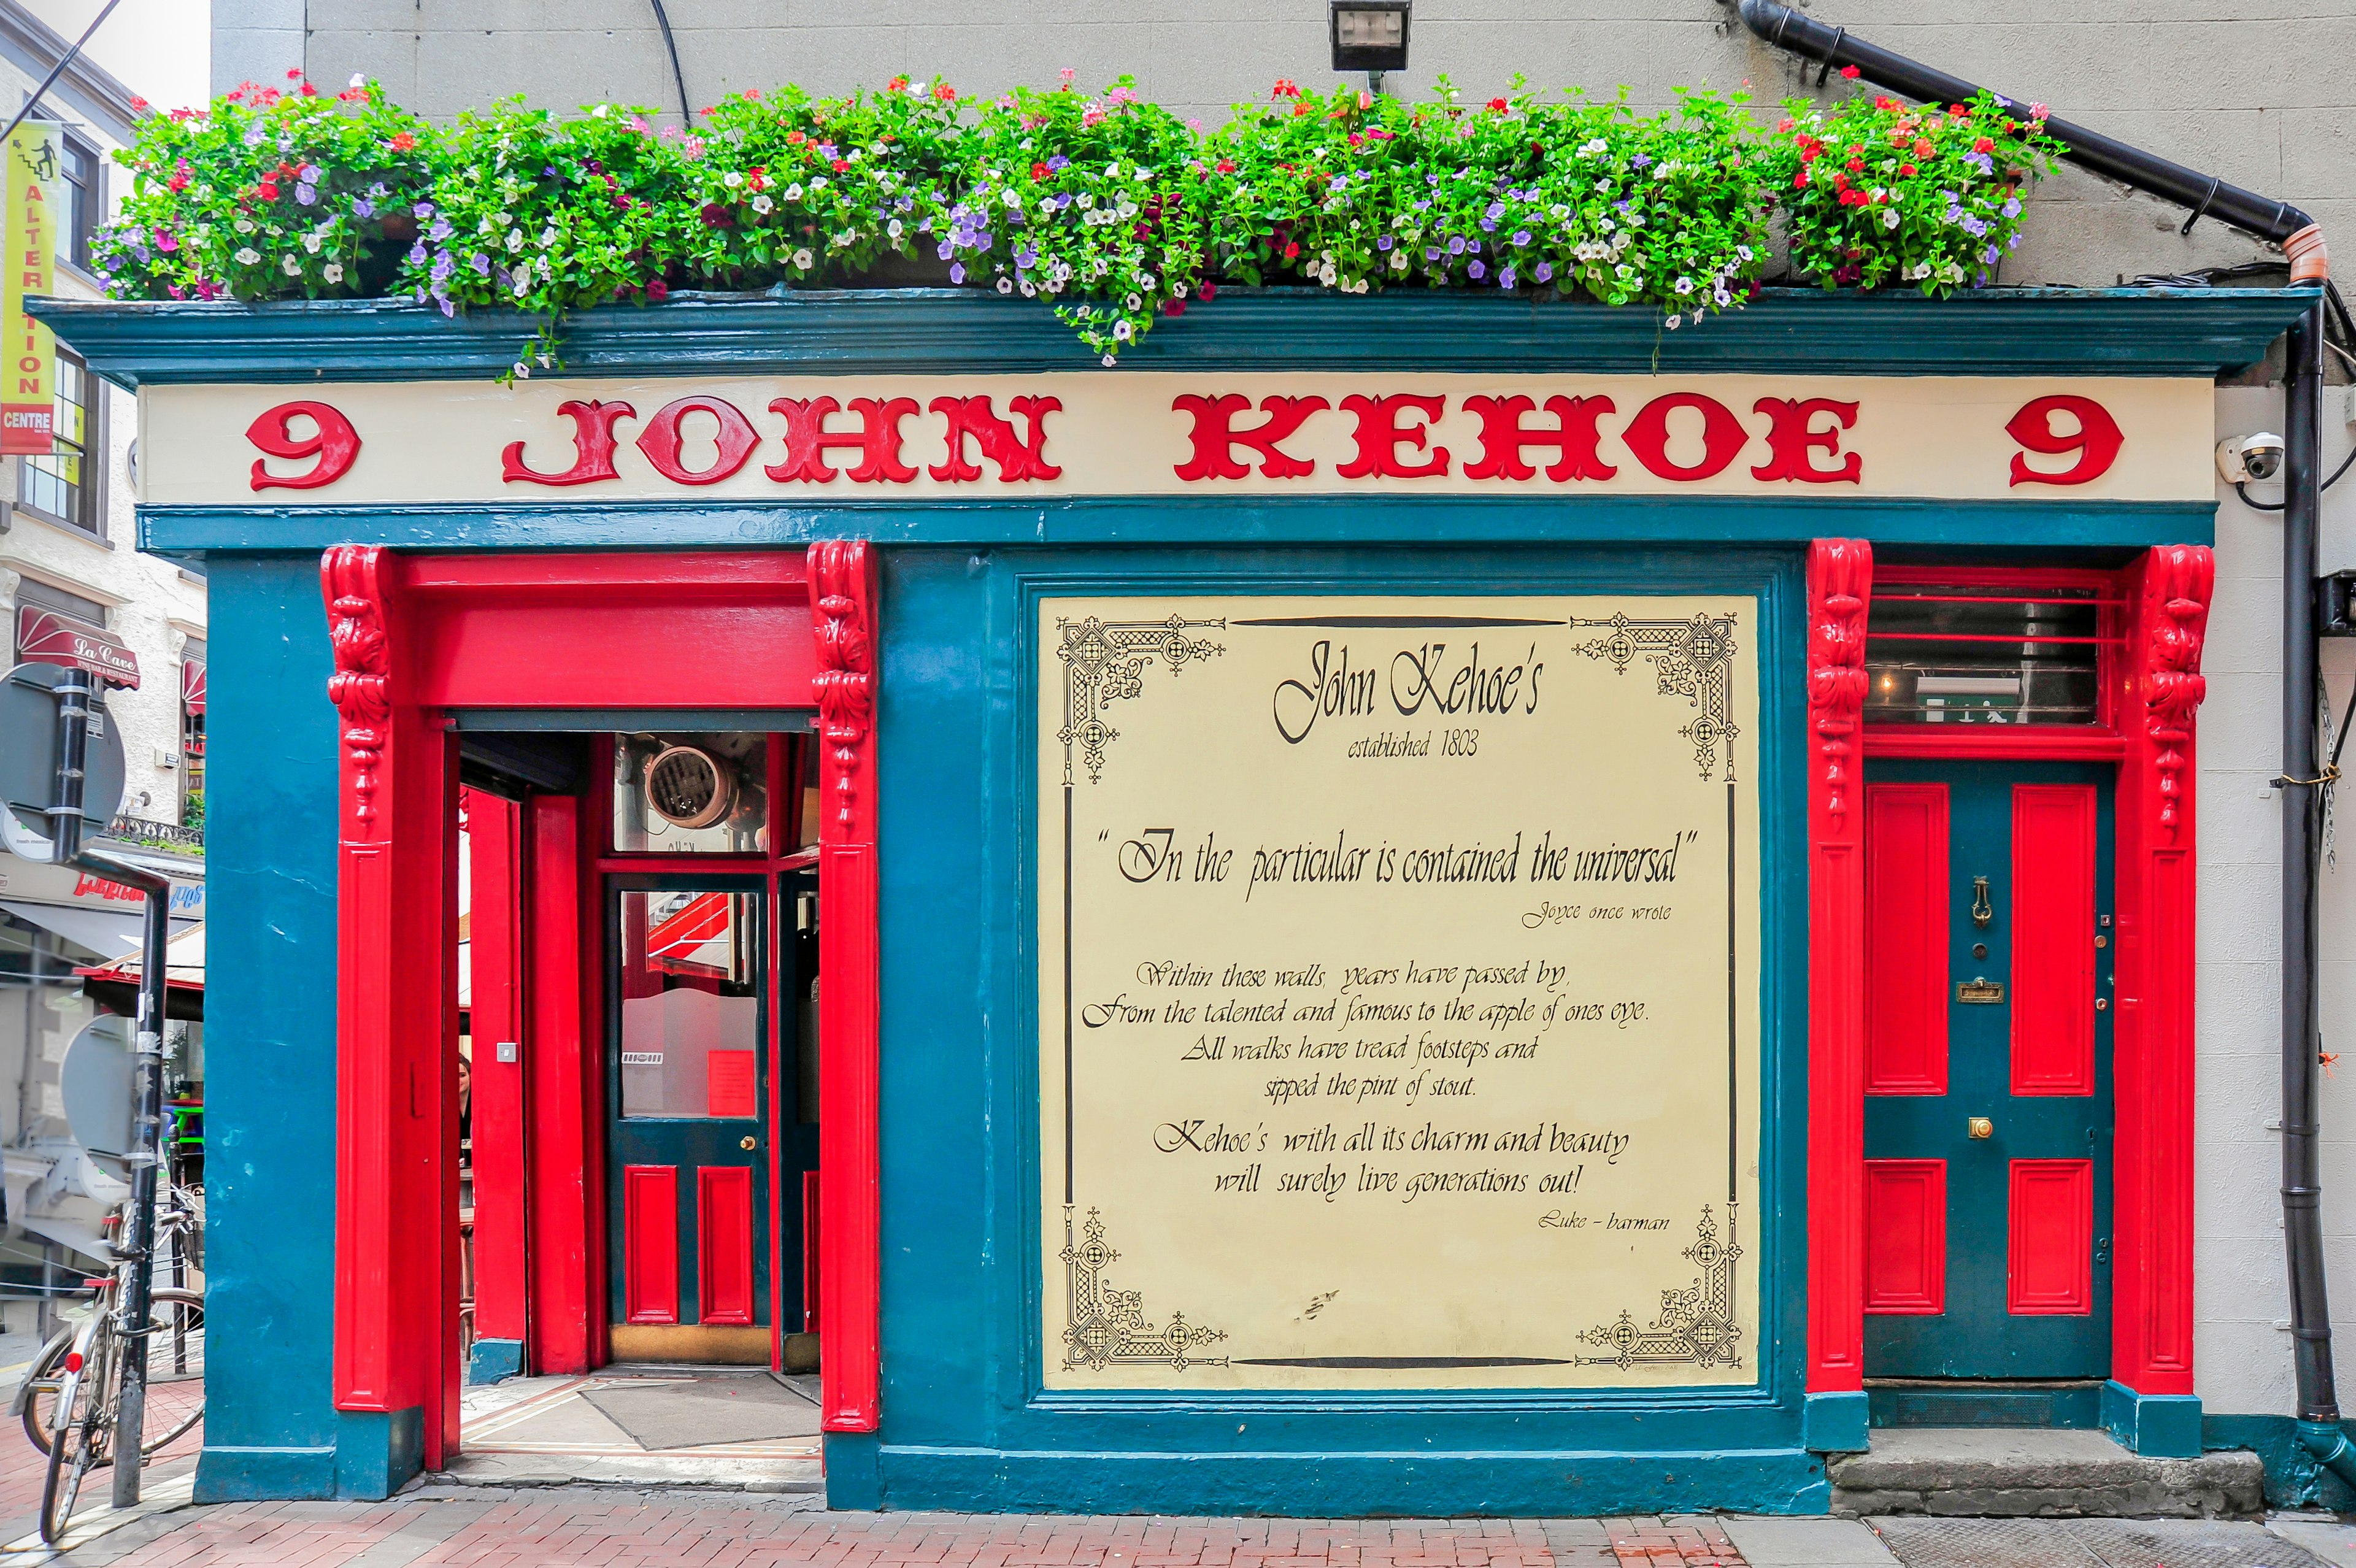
[
  {"xmin": 1199, "ymin": 280, "xmax": 1217, "ymax": 301},
  {"xmin": 1272, "ymin": 77, "xmax": 1299, "ymax": 98},
  {"xmin": 832, "ymin": 158, "xmax": 849, "ymax": 172},
  {"xmin": 389, "ymin": 131, "xmax": 417, "ymax": 152},
  {"xmin": 1164, "ymin": 297, "xmax": 1185, "ymax": 316},
  {"xmin": 1215, "ymin": 158, "xmax": 1236, "ymax": 174},
  {"xmin": 1845, "ymin": 156, "xmax": 1865, "ymax": 172},
  {"xmin": 285, "ymin": 67, "xmax": 302, "ymax": 79},
  {"xmin": 1793, "ymin": 171, "xmax": 1809, "ymax": 188},
  {"xmin": 1898, "ymin": 163, "xmax": 1917, "ymax": 177},
  {"xmin": 1776, "ymin": 117, "xmax": 1795, "ymax": 132},
  {"xmin": 256, "ymin": 180, "xmax": 279, "ymax": 201},
  {"xmin": 645, "ymin": 279, "xmax": 669, "ymax": 301},
  {"xmin": 887, "ymin": 75, "xmax": 907, "ymax": 91},
  {"xmin": 787, "ymin": 129, "xmax": 807, "ymax": 144},
  {"xmin": 1839, "ymin": 64, "xmax": 1860, "ymax": 79},
  {"xmin": 1972, "ymin": 136, "xmax": 1995, "ymax": 153},
  {"xmin": 1293, "ymin": 102, "xmax": 1313, "ymax": 117},
  {"xmin": 129, "ymin": 94, "xmax": 148, "ymax": 111},
  {"xmin": 167, "ymin": 172, "xmax": 188, "ymax": 192},
  {"xmin": 1874, "ymin": 96, "xmax": 1897, "ymax": 110},
  {"xmin": 933, "ymin": 82, "xmax": 957, "ymax": 101},
  {"xmin": 300, "ymin": 82, "xmax": 318, "ymax": 96},
  {"xmin": 1486, "ymin": 96, "xmax": 1508, "ymax": 112},
  {"xmin": 1283, "ymin": 240, "xmax": 1299, "ymax": 259},
  {"xmin": 741, "ymin": 89, "xmax": 761, "ymax": 101},
  {"xmin": 1949, "ymin": 103, "xmax": 1970, "ymax": 117},
  {"xmin": 1914, "ymin": 137, "xmax": 1933, "ymax": 156}
]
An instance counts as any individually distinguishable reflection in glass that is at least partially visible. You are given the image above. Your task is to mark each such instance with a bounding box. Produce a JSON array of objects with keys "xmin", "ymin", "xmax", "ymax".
[
  {"xmin": 613, "ymin": 733, "xmax": 769, "ymax": 854},
  {"xmin": 617, "ymin": 889, "xmax": 760, "ymax": 1120},
  {"xmin": 1865, "ymin": 583, "xmax": 2103, "ymax": 726}
]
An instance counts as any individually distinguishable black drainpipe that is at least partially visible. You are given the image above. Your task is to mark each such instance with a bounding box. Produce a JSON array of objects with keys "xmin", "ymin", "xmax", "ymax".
[{"xmin": 1735, "ymin": 0, "xmax": 2350, "ymax": 1482}]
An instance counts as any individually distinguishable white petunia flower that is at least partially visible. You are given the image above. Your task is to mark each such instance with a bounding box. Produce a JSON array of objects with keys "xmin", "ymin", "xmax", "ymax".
[
  {"xmin": 282, "ymin": 254, "xmax": 301, "ymax": 274},
  {"xmin": 324, "ymin": 262, "xmax": 344, "ymax": 283},
  {"xmin": 234, "ymin": 247, "xmax": 260, "ymax": 264},
  {"xmin": 793, "ymin": 247, "xmax": 814, "ymax": 268}
]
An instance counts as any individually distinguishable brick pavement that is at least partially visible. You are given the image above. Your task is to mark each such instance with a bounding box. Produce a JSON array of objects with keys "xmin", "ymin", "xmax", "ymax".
[{"xmin": 0, "ymin": 1486, "xmax": 1752, "ymax": 1568}]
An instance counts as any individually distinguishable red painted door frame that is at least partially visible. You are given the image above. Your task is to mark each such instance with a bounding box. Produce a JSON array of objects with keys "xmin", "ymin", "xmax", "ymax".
[
  {"xmin": 1804, "ymin": 542, "xmax": 2212, "ymax": 1409},
  {"xmin": 323, "ymin": 545, "xmax": 885, "ymax": 1455}
]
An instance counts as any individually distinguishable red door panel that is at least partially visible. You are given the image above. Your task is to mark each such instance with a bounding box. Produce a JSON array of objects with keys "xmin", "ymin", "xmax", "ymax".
[
  {"xmin": 699, "ymin": 1164, "xmax": 757, "ymax": 1326},
  {"xmin": 1865, "ymin": 783, "xmax": 1949, "ymax": 1095},
  {"xmin": 623, "ymin": 1164, "xmax": 680, "ymax": 1324},
  {"xmin": 1864, "ymin": 1158, "xmax": 1947, "ymax": 1315},
  {"xmin": 2009, "ymin": 1158, "xmax": 2094, "ymax": 1315},
  {"xmin": 2011, "ymin": 784, "xmax": 2098, "ymax": 1096}
]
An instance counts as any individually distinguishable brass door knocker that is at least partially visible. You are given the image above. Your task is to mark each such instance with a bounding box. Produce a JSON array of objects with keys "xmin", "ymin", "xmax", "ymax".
[{"xmin": 1971, "ymin": 875, "xmax": 1993, "ymax": 929}]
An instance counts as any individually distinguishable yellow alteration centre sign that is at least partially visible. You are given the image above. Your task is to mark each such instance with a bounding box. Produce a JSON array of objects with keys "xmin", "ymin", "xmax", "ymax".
[{"xmin": 1037, "ymin": 594, "xmax": 1763, "ymax": 1390}]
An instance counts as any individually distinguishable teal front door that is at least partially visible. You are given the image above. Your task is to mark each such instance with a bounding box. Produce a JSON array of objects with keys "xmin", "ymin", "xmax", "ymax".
[
  {"xmin": 1861, "ymin": 761, "xmax": 2115, "ymax": 1387},
  {"xmin": 606, "ymin": 877, "xmax": 772, "ymax": 1362}
]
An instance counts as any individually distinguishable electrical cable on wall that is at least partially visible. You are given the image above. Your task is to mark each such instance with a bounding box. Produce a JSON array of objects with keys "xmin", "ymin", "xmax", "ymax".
[
  {"xmin": 0, "ymin": 0, "xmax": 124, "ymax": 149},
  {"xmin": 647, "ymin": 0, "xmax": 693, "ymax": 125}
]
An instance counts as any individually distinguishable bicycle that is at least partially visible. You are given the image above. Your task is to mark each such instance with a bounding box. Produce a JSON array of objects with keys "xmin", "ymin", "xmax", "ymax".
[{"xmin": 16, "ymin": 1186, "xmax": 205, "ymax": 1543}]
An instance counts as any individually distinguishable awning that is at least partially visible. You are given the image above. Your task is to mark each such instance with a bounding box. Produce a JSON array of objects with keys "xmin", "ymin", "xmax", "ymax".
[
  {"xmin": 15, "ymin": 607, "xmax": 139, "ymax": 689},
  {"xmin": 1, "ymin": 898, "xmax": 144, "ymax": 959},
  {"xmin": 75, "ymin": 921, "xmax": 204, "ymax": 1022},
  {"xmin": 182, "ymin": 658, "xmax": 205, "ymax": 715}
]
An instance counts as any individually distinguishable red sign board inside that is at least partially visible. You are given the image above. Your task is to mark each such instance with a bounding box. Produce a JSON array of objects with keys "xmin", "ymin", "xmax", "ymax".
[{"xmin": 17, "ymin": 606, "xmax": 139, "ymax": 688}]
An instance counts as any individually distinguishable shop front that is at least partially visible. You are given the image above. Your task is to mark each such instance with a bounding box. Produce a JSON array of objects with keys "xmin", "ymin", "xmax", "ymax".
[{"xmin": 40, "ymin": 285, "xmax": 2306, "ymax": 1512}]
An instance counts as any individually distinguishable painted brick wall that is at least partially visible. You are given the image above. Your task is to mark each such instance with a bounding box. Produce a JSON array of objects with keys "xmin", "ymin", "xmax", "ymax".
[{"xmin": 215, "ymin": 0, "xmax": 2355, "ymax": 290}]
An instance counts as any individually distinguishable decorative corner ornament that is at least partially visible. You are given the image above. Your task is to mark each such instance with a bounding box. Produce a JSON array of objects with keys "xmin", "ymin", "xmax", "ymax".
[
  {"xmin": 1806, "ymin": 539, "xmax": 1873, "ymax": 826},
  {"xmin": 808, "ymin": 539, "xmax": 876, "ymax": 831},
  {"xmin": 321, "ymin": 544, "xmax": 392, "ymax": 837},
  {"xmin": 2144, "ymin": 544, "xmax": 2214, "ymax": 840}
]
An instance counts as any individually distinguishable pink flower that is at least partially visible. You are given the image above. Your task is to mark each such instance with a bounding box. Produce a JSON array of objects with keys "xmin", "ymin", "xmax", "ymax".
[{"xmin": 2029, "ymin": 101, "xmax": 2049, "ymax": 121}]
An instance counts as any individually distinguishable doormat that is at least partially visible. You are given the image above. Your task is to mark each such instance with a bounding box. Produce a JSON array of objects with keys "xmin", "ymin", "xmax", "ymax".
[
  {"xmin": 1871, "ymin": 1517, "xmax": 2329, "ymax": 1568},
  {"xmin": 580, "ymin": 1375, "xmax": 823, "ymax": 1450}
]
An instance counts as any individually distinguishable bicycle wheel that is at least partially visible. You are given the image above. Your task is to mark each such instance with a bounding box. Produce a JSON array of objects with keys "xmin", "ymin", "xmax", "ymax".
[
  {"xmin": 39, "ymin": 1347, "xmax": 109, "ymax": 1545},
  {"xmin": 17, "ymin": 1326, "xmax": 74, "ymax": 1457},
  {"xmin": 133, "ymin": 1289, "xmax": 206, "ymax": 1454}
]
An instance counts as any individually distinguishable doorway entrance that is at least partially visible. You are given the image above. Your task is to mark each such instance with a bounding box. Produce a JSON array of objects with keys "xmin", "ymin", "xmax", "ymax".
[{"xmin": 1861, "ymin": 759, "xmax": 2116, "ymax": 1425}]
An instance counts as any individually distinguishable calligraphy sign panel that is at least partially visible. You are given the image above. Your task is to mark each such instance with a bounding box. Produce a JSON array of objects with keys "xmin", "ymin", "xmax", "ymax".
[{"xmin": 1037, "ymin": 593, "xmax": 1763, "ymax": 1390}]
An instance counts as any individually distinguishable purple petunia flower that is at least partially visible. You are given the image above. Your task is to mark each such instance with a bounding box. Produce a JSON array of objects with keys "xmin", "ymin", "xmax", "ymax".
[
  {"xmin": 1468, "ymin": 259, "xmax": 1485, "ymax": 279},
  {"xmin": 352, "ymin": 198, "xmax": 375, "ymax": 219},
  {"xmin": 1533, "ymin": 260, "xmax": 1553, "ymax": 283},
  {"xmin": 950, "ymin": 261, "xmax": 966, "ymax": 283}
]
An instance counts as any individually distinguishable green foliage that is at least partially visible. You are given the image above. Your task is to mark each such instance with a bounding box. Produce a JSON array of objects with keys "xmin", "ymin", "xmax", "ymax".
[
  {"xmin": 1763, "ymin": 83, "xmax": 2064, "ymax": 293},
  {"xmin": 93, "ymin": 67, "xmax": 2069, "ymax": 367}
]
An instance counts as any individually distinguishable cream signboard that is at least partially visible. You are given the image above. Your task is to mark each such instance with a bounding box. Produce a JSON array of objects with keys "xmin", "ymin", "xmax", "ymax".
[
  {"xmin": 141, "ymin": 372, "xmax": 2214, "ymax": 505},
  {"xmin": 1037, "ymin": 593, "xmax": 1761, "ymax": 1390}
]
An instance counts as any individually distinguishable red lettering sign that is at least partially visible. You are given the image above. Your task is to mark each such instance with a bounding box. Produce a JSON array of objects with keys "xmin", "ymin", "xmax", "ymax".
[
  {"xmin": 768, "ymin": 396, "xmax": 919, "ymax": 484},
  {"xmin": 1619, "ymin": 393, "xmax": 1749, "ymax": 482},
  {"xmin": 247, "ymin": 399, "xmax": 361, "ymax": 491},
  {"xmin": 1750, "ymin": 397, "xmax": 1861, "ymax": 484},
  {"xmin": 928, "ymin": 395, "xmax": 1061, "ymax": 482},
  {"xmin": 2007, "ymin": 394, "xmax": 2123, "ymax": 487},
  {"xmin": 502, "ymin": 398, "xmax": 634, "ymax": 486},
  {"xmin": 1461, "ymin": 394, "xmax": 1617, "ymax": 482},
  {"xmin": 635, "ymin": 394, "xmax": 762, "ymax": 485},
  {"xmin": 1171, "ymin": 394, "xmax": 1328, "ymax": 480},
  {"xmin": 1336, "ymin": 393, "xmax": 1449, "ymax": 479}
]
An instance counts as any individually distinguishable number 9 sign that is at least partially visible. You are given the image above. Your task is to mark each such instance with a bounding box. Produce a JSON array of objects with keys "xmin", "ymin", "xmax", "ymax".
[
  {"xmin": 2006, "ymin": 394, "xmax": 2123, "ymax": 488},
  {"xmin": 247, "ymin": 400, "xmax": 361, "ymax": 491}
]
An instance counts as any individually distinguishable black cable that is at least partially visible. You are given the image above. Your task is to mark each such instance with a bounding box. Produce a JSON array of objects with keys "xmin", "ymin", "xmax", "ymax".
[
  {"xmin": 2238, "ymin": 443, "xmax": 2356, "ymax": 512},
  {"xmin": 0, "ymin": 0, "xmax": 124, "ymax": 150},
  {"xmin": 647, "ymin": 0, "xmax": 691, "ymax": 125}
]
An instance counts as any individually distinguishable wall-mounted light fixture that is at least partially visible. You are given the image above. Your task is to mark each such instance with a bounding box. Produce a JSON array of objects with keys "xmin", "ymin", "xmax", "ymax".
[{"xmin": 1330, "ymin": 0, "xmax": 1411, "ymax": 92}]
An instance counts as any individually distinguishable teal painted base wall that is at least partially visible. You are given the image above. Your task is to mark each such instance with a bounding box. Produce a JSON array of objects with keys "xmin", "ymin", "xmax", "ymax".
[
  {"xmin": 1804, "ymin": 1391, "xmax": 1871, "ymax": 1454},
  {"xmin": 863, "ymin": 1448, "xmax": 1830, "ymax": 1516},
  {"xmin": 2206, "ymin": 1415, "xmax": 2356, "ymax": 1510},
  {"xmin": 468, "ymin": 1339, "xmax": 524, "ymax": 1385},
  {"xmin": 2104, "ymin": 1383, "xmax": 2201, "ymax": 1458}
]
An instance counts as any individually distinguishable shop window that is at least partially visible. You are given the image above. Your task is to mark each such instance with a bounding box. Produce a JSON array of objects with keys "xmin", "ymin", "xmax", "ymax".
[
  {"xmin": 1866, "ymin": 578, "xmax": 2107, "ymax": 726},
  {"xmin": 612, "ymin": 732, "xmax": 770, "ymax": 854},
  {"xmin": 15, "ymin": 352, "xmax": 104, "ymax": 536}
]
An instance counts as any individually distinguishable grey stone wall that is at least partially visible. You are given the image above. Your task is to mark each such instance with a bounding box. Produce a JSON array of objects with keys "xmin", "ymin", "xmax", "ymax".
[{"xmin": 216, "ymin": 0, "xmax": 2355, "ymax": 289}]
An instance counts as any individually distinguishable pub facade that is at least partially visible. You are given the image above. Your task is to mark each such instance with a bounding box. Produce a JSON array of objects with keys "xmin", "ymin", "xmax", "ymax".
[{"xmin": 39, "ymin": 280, "xmax": 2329, "ymax": 1512}]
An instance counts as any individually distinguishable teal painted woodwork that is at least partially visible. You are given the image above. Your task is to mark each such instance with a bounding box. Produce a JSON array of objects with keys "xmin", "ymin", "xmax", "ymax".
[
  {"xmin": 2204, "ymin": 1413, "xmax": 2356, "ymax": 1509},
  {"xmin": 1863, "ymin": 759, "xmax": 2116, "ymax": 1384},
  {"xmin": 2104, "ymin": 1380, "xmax": 2201, "ymax": 1458},
  {"xmin": 136, "ymin": 498, "xmax": 2217, "ymax": 564},
  {"xmin": 1868, "ymin": 1379, "xmax": 2103, "ymax": 1428},
  {"xmin": 1803, "ymin": 1390, "xmax": 1871, "ymax": 1454},
  {"xmin": 31, "ymin": 286, "xmax": 2316, "ymax": 389},
  {"xmin": 467, "ymin": 1339, "xmax": 524, "ymax": 1385}
]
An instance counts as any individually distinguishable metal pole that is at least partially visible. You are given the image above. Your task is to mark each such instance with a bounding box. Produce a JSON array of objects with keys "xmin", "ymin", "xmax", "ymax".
[
  {"xmin": 45, "ymin": 666, "xmax": 88, "ymax": 863},
  {"xmin": 2282, "ymin": 301, "xmax": 2337, "ymax": 1426},
  {"xmin": 109, "ymin": 877, "xmax": 166, "ymax": 1508}
]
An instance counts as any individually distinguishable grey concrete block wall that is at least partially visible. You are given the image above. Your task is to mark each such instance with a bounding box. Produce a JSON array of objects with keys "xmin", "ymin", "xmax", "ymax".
[{"xmin": 218, "ymin": 1, "xmax": 2356, "ymax": 288}]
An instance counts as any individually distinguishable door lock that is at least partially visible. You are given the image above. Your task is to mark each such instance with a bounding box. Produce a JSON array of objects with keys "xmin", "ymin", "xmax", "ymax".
[
  {"xmin": 1967, "ymin": 1116, "xmax": 1993, "ymax": 1140},
  {"xmin": 740, "ymin": 1135, "xmax": 757, "ymax": 1151},
  {"xmin": 1970, "ymin": 876, "xmax": 1994, "ymax": 929}
]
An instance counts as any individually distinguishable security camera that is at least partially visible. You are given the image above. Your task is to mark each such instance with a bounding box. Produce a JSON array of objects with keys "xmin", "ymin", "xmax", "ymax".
[{"xmin": 2218, "ymin": 432, "xmax": 2287, "ymax": 485}]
